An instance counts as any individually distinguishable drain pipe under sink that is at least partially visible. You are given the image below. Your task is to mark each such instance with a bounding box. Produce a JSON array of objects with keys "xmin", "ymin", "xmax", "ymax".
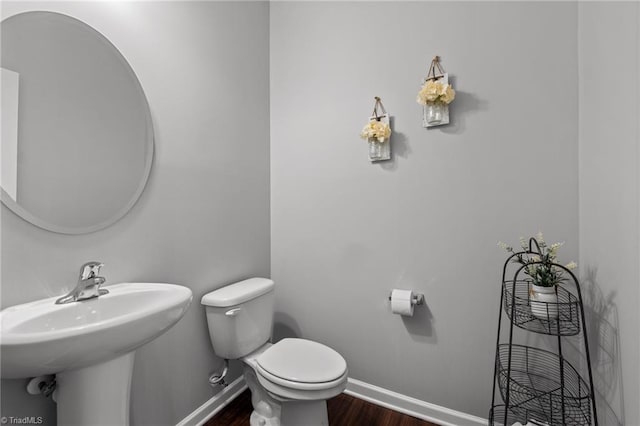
[{"xmin": 27, "ymin": 375, "xmax": 58, "ymax": 402}]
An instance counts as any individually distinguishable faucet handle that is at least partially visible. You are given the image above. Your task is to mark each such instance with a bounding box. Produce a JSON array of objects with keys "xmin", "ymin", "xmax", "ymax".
[{"xmin": 79, "ymin": 261, "xmax": 104, "ymax": 279}]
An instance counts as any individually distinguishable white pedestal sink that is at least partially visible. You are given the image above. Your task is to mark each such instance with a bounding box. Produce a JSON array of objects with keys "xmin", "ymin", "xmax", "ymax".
[{"xmin": 0, "ymin": 283, "xmax": 193, "ymax": 426}]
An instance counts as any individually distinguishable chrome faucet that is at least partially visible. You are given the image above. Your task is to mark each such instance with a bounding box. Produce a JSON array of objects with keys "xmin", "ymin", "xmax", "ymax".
[{"xmin": 55, "ymin": 261, "xmax": 108, "ymax": 304}]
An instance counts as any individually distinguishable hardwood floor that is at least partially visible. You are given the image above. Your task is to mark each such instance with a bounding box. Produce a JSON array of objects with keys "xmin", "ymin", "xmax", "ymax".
[
  {"xmin": 205, "ymin": 389, "xmax": 438, "ymax": 426},
  {"xmin": 206, "ymin": 389, "xmax": 253, "ymax": 426}
]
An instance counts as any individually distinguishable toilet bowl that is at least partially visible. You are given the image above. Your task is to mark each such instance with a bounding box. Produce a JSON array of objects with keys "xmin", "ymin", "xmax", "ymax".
[{"xmin": 201, "ymin": 278, "xmax": 348, "ymax": 426}]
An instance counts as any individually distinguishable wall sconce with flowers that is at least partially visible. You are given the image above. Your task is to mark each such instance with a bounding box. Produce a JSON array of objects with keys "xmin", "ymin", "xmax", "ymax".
[
  {"xmin": 360, "ymin": 97, "xmax": 391, "ymax": 162},
  {"xmin": 417, "ymin": 56, "xmax": 455, "ymax": 128}
]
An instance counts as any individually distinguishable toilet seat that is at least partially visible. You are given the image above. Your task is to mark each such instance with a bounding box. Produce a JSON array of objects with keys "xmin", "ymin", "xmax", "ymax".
[
  {"xmin": 256, "ymin": 367, "xmax": 348, "ymax": 402},
  {"xmin": 256, "ymin": 338, "xmax": 348, "ymax": 391},
  {"xmin": 257, "ymin": 364, "xmax": 348, "ymax": 391}
]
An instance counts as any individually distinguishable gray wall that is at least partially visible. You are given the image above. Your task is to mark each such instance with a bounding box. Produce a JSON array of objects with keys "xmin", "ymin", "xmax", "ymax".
[
  {"xmin": 0, "ymin": 2, "xmax": 270, "ymax": 425},
  {"xmin": 270, "ymin": 2, "xmax": 579, "ymax": 418},
  {"xmin": 578, "ymin": 3, "xmax": 640, "ymax": 425}
]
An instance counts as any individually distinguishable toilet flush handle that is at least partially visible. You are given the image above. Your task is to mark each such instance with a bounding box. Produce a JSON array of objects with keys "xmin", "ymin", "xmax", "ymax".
[{"xmin": 225, "ymin": 307, "xmax": 242, "ymax": 316}]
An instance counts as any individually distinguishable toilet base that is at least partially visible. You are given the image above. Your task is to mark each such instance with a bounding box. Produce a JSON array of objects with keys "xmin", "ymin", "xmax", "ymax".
[
  {"xmin": 280, "ymin": 400, "xmax": 329, "ymax": 426},
  {"xmin": 243, "ymin": 365, "xmax": 329, "ymax": 426}
]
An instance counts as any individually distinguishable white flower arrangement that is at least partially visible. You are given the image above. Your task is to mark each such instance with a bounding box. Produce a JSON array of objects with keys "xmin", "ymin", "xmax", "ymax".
[
  {"xmin": 416, "ymin": 79, "xmax": 456, "ymax": 105},
  {"xmin": 498, "ymin": 232, "xmax": 577, "ymax": 288},
  {"xmin": 360, "ymin": 120, "xmax": 391, "ymax": 143}
]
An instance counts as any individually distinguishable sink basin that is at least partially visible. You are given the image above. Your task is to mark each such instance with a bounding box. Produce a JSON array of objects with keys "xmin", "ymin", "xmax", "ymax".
[
  {"xmin": 1, "ymin": 282, "xmax": 192, "ymax": 378},
  {"xmin": 0, "ymin": 282, "xmax": 192, "ymax": 426}
]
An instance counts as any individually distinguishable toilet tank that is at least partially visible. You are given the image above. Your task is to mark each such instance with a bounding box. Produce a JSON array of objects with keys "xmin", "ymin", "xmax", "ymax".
[{"xmin": 201, "ymin": 278, "xmax": 275, "ymax": 359}]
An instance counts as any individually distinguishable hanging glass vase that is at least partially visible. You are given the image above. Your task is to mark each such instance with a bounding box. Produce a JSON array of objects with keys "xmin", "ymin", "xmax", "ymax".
[
  {"xmin": 369, "ymin": 138, "xmax": 386, "ymax": 161},
  {"xmin": 362, "ymin": 97, "xmax": 391, "ymax": 162},
  {"xmin": 423, "ymin": 102, "xmax": 445, "ymax": 126}
]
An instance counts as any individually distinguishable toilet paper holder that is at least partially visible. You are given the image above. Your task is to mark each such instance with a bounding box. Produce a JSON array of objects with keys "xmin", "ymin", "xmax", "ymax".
[{"xmin": 388, "ymin": 292, "xmax": 425, "ymax": 306}]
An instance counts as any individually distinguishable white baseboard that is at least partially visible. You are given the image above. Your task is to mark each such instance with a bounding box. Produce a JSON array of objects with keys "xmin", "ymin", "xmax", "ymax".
[
  {"xmin": 345, "ymin": 378, "xmax": 486, "ymax": 426},
  {"xmin": 176, "ymin": 376, "xmax": 248, "ymax": 426},
  {"xmin": 177, "ymin": 376, "xmax": 486, "ymax": 426}
]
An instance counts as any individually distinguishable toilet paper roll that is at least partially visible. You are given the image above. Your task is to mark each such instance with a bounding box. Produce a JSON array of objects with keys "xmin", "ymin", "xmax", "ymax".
[{"xmin": 391, "ymin": 289, "xmax": 414, "ymax": 316}]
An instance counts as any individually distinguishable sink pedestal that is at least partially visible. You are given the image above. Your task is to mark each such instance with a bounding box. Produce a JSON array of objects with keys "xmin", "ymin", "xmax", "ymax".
[{"xmin": 57, "ymin": 352, "xmax": 135, "ymax": 426}]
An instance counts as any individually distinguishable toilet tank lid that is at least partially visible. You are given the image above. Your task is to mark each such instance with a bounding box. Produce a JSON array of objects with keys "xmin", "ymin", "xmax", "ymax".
[{"xmin": 201, "ymin": 278, "xmax": 274, "ymax": 307}]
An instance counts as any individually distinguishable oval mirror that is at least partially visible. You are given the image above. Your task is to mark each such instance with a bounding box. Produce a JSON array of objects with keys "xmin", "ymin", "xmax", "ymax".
[{"xmin": 1, "ymin": 11, "xmax": 153, "ymax": 234}]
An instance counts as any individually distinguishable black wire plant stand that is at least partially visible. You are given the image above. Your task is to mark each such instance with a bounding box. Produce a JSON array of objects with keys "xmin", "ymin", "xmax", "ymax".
[{"xmin": 489, "ymin": 238, "xmax": 598, "ymax": 425}]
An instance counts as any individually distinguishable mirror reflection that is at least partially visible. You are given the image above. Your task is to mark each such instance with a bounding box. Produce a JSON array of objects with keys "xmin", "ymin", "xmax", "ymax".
[{"xmin": 1, "ymin": 11, "xmax": 153, "ymax": 233}]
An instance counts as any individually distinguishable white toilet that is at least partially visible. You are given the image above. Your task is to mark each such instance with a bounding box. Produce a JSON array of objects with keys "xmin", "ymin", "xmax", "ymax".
[{"xmin": 202, "ymin": 277, "xmax": 348, "ymax": 426}]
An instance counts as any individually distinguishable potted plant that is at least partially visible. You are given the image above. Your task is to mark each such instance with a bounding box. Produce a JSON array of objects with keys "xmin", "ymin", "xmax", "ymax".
[{"xmin": 498, "ymin": 233, "xmax": 577, "ymax": 320}]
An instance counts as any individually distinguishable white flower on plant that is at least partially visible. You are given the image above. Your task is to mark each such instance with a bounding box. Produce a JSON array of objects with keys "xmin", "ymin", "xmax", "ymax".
[
  {"xmin": 566, "ymin": 262, "xmax": 578, "ymax": 270},
  {"xmin": 416, "ymin": 80, "xmax": 455, "ymax": 105},
  {"xmin": 423, "ymin": 81, "xmax": 440, "ymax": 102},
  {"xmin": 497, "ymin": 241, "xmax": 514, "ymax": 251},
  {"xmin": 440, "ymin": 84, "xmax": 455, "ymax": 104},
  {"xmin": 519, "ymin": 236, "xmax": 528, "ymax": 250},
  {"xmin": 549, "ymin": 242, "xmax": 564, "ymax": 258},
  {"xmin": 360, "ymin": 120, "xmax": 391, "ymax": 143},
  {"xmin": 536, "ymin": 231, "xmax": 545, "ymax": 244}
]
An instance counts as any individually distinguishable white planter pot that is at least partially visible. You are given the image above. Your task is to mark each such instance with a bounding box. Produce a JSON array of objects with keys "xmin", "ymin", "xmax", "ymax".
[{"xmin": 530, "ymin": 284, "xmax": 559, "ymax": 320}]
